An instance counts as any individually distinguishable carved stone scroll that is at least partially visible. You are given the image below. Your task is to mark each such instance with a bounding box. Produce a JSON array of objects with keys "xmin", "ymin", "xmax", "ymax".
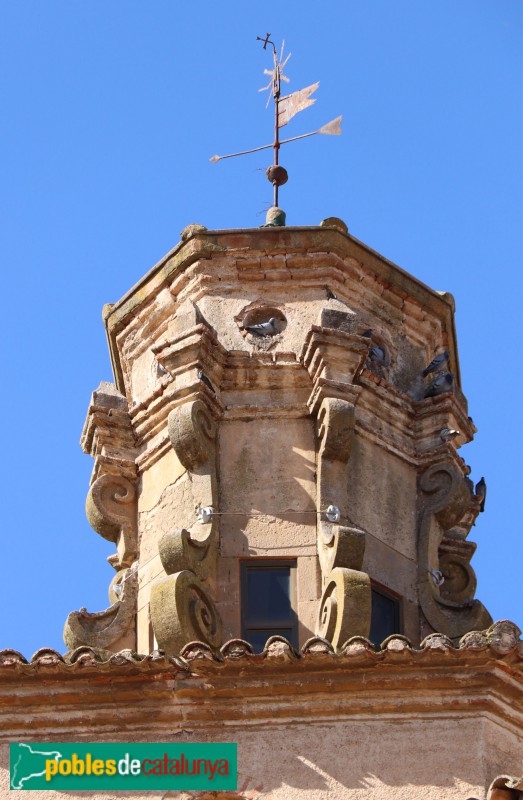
[
  {"xmin": 150, "ymin": 570, "xmax": 222, "ymax": 655},
  {"xmin": 321, "ymin": 525, "xmax": 366, "ymax": 575},
  {"xmin": 314, "ymin": 397, "xmax": 369, "ymax": 585},
  {"xmin": 63, "ymin": 567, "xmax": 137, "ymax": 652},
  {"xmin": 86, "ymin": 474, "xmax": 138, "ymax": 569},
  {"xmin": 157, "ymin": 527, "xmax": 215, "ymax": 582},
  {"xmin": 316, "ymin": 397, "xmax": 354, "ymax": 544},
  {"xmin": 149, "ymin": 346, "xmax": 223, "ymax": 651},
  {"xmin": 165, "ymin": 399, "xmax": 219, "ymax": 580},
  {"xmin": 80, "ymin": 381, "xmax": 138, "ymax": 570},
  {"xmin": 317, "ymin": 568, "xmax": 371, "ymax": 649},
  {"xmin": 301, "ymin": 320, "xmax": 372, "ymax": 646},
  {"xmin": 418, "ymin": 461, "xmax": 492, "ymax": 639},
  {"xmin": 168, "ymin": 399, "xmax": 217, "ymax": 472}
]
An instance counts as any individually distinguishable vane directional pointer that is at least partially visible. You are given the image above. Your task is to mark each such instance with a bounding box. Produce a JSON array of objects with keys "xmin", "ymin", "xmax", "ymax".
[{"xmin": 210, "ymin": 36, "xmax": 342, "ymax": 221}]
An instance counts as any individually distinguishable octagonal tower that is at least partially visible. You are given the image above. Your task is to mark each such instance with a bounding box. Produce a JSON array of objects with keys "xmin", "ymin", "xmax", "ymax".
[{"xmin": 64, "ymin": 218, "xmax": 491, "ymax": 657}]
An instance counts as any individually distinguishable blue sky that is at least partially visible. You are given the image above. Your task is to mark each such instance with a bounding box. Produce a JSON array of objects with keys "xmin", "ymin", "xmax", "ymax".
[{"xmin": 0, "ymin": 2, "xmax": 521, "ymax": 656}]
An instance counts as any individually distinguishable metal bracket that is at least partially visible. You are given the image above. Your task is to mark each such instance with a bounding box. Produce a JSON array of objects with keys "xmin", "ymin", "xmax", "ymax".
[
  {"xmin": 325, "ymin": 505, "xmax": 341, "ymax": 523},
  {"xmin": 197, "ymin": 506, "xmax": 214, "ymax": 525}
]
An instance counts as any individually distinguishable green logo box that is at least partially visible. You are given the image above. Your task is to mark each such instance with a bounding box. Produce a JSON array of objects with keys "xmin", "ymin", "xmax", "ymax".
[{"xmin": 10, "ymin": 742, "xmax": 237, "ymax": 791}]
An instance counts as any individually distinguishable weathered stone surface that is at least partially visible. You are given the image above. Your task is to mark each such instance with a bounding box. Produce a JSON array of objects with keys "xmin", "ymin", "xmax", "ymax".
[
  {"xmin": 418, "ymin": 461, "xmax": 492, "ymax": 639},
  {"xmin": 85, "ymin": 473, "xmax": 138, "ymax": 569},
  {"xmin": 150, "ymin": 570, "xmax": 222, "ymax": 655},
  {"xmin": 1, "ymin": 636, "xmax": 522, "ymax": 799},
  {"xmin": 317, "ymin": 568, "xmax": 371, "ymax": 648},
  {"xmin": 69, "ymin": 223, "xmax": 493, "ymax": 663},
  {"xmin": 320, "ymin": 216, "xmax": 348, "ymax": 233},
  {"xmin": 63, "ymin": 568, "xmax": 137, "ymax": 652},
  {"xmin": 180, "ymin": 222, "xmax": 207, "ymax": 241}
]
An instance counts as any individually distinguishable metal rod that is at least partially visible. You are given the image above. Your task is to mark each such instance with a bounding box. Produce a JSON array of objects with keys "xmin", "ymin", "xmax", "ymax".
[
  {"xmin": 272, "ymin": 46, "xmax": 280, "ymax": 206},
  {"xmin": 256, "ymin": 34, "xmax": 276, "ymax": 55},
  {"xmin": 279, "ymin": 130, "xmax": 317, "ymax": 145},
  {"xmin": 210, "ymin": 129, "xmax": 321, "ymax": 164}
]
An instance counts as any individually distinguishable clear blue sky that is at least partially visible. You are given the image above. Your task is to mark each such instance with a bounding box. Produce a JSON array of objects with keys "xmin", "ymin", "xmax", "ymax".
[{"xmin": 0, "ymin": 2, "xmax": 521, "ymax": 656}]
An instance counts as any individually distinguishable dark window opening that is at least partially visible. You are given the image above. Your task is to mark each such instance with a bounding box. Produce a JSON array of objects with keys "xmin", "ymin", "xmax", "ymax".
[
  {"xmin": 241, "ymin": 560, "xmax": 298, "ymax": 651},
  {"xmin": 369, "ymin": 584, "xmax": 401, "ymax": 648}
]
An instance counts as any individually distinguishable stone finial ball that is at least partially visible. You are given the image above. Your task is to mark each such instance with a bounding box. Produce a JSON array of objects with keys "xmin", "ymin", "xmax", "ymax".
[
  {"xmin": 180, "ymin": 223, "xmax": 208, "ymax": 241},
  {"xmin": 320, "ymin": 217, "xmax": 348, "ymax": 233}
]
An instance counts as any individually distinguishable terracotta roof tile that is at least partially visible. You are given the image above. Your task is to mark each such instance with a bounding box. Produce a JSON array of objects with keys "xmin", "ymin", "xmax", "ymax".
[{"xmin": 0, "ymin": 620, "xmax": 520, "ymax": 676}]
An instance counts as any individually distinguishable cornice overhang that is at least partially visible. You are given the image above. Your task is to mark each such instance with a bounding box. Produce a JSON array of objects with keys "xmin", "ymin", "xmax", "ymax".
[
  {"xmin": 103, "ymin": 226, "xmax": 460, "ymax": 394},
  {"xmin": 1, "ymin": 627, "xmax": 521, "ymax": 739}
]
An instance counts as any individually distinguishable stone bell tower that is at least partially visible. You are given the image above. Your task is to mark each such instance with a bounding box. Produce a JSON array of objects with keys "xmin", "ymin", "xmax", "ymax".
[{"xmin": 64, "ymin": 216, "xmax": 492, "ymax": 657}]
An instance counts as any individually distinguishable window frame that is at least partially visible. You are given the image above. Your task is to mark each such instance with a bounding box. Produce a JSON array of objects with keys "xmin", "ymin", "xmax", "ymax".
[
  {"xmin": 369, "ymin": 580, "xmax": 402, "ymax": 648},
  {"xmin": 240, "ymin": 559, "xmax": 298, "ymax": 650}
]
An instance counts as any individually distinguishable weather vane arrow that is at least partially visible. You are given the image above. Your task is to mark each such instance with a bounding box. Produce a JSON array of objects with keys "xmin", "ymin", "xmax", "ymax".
[{"xmin": 210, "ymin": 34, "xmax": 342, "ymax": 225}]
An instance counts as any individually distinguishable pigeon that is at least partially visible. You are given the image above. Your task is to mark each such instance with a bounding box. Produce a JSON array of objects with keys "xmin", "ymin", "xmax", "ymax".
[
  {"xmin": 368, "ymin": 344, "xmax": 386, "ymax": 366},
  {"xmin": 244, "ymin": 317, "xmax": 282, "ymax": 337},
  {"xmin": 197, "ymin": 369, "xmax": 216, "ymax": 394},
  {"xmin": 156, "ymin": 362, "xmax": 168, "ymax": 376},
  {"xmin": 324, "ymin": 285, "xmax": 338, "ymax": 300},
  {"xmin": 431, "ymin": 569, "xmax": 445, "ymax": 587},
  {"xmin": 475, "ymin": 477, "xmax": 486, "ymax": 512},
  {"xmin": 422, "ymin": 350, "xmax": 449, "ymax": 378},
  {"xmin": 424, "ymin": 372, "xmax": 454, "ymax": 398},
  {"xmin": 440, "ymin": 427, "xmax": 460, "ymax": 443}
]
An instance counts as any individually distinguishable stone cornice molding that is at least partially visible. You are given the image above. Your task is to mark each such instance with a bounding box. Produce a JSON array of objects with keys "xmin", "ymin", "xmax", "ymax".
[
  {"xmin": 104, "ymin": 227, "xmax": 460, "ymax": 395},
  {"xmin": 354, "ymin": 372, "xmax": 476, "ymax": 466},
  {"xmin": 300, "ymin": 326, "xmax": 368, "ymax": 416},
  {"xmin": 221, "ymin": 351, "xmax": 311, "ymax": 417},
  {"xmin": 122, "ymin": 322, "xmax": 226, "ymax": 471},
  {"xmin": 1, "ymin": 626, "xmax": 521, "ymax": 738},
  {"xmin": 81, "ymin": 382, "xmax": 137, "ymax": 484},
  {"xmin": 152, "ymin": 323, "xmax": 227, "ymax": 382}
]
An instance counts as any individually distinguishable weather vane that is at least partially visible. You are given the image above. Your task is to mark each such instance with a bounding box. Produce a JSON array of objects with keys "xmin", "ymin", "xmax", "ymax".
[{"xmin": 210, "ymin": 34, "xmax": 342, "ymax": 226}]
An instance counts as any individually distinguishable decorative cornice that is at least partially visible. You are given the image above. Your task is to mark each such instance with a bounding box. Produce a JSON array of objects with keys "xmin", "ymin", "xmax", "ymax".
[
  {"xmin": 104, "ymin": 227, "xmax": 460, "ymax": 395},
  {"xmin": 2, "ymin": 627, "xmax": 521, "ymax": 743},
  {"xmin": 81, "ymin": 381, "xmax": 137, "ymax": 484}
]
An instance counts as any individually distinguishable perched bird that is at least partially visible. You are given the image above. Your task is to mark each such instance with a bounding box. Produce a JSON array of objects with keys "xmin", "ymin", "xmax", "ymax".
[
  {"xmin": 424, "ymin": 372, "xmax": 454, "ymax": 398},
  {"xmin": 156, "ymin": 362, "xmax": 167, "ymax": 376},
  {"xmin": 244, "ymin": 317, "xmax": 282, "ymax": 337},
  {"xmin": 368, "ymin": 344, "xmax": 386, "ymax": 366},
  {"xmin": 324, "ymin": 285, "xmax": 337, "ymax": 300},
  {"xmin": 430, "ymin": 569, "xmax": 445, "ymax": 587},
  {"xmin": 475, "ymin": 477, "xmax": 486, "ymax": 512},
  {"xmin": 440, "ymin": 427, "xmax": 460, "ymax": 443},
  {"xmin": 197, "ymin": 369, "xmax": 216, "ymax": 395},
  {"xmin": 422, "ymin": 350, "xmax": 449, "ymax": 378}
]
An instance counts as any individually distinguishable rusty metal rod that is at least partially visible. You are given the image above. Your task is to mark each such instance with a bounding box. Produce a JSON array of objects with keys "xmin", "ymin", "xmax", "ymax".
[{"xmin": 210, "ymin": 129, "xmax": 322, "ymax": 163}]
